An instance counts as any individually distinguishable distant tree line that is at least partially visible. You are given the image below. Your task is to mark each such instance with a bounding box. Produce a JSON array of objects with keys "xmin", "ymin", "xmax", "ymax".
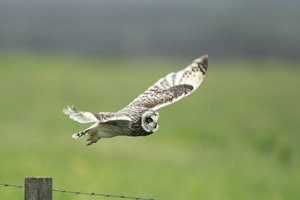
[{"xmin": 0, "ymin": 0, "xmax": 299, "ymax": 60}]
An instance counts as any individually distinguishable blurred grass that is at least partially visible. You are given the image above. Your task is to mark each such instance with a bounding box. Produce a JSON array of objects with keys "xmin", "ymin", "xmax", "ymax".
[{"xmin": 0, "ymin": 54, "xmax": 299, "ymax": 200}]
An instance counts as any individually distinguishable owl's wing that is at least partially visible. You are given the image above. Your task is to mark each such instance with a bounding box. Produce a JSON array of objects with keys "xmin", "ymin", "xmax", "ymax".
[
  {"xmin": 123, "ymin": 55, "xmax": 208, "ymax": 111},
  {"xmin": 63, "ymin": 105, "xmax": 131, "ymax": 124}
]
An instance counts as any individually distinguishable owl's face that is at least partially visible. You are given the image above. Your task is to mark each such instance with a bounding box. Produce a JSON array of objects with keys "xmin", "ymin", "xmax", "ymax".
[{"xmin": 141, "ymin": 110, "xmax": 159, "ymax": 133}]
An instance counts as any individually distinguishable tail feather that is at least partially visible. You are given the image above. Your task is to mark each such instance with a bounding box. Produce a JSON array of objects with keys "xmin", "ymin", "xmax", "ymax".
[{"xmin": 72, "ymin": 128, "xmax": 90, "ymax": 139}]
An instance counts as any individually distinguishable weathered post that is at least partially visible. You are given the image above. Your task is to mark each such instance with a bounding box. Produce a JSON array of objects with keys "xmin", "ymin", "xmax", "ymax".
[{"xmin": 25, "ymin": 177, "xmax": 52, "ymax": 200}]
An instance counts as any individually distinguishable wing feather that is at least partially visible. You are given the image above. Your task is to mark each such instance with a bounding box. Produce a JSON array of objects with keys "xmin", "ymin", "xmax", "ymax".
[
  {"xmin": 63, "ymin": 106, "xmax": 99, "ymax": 123},
  {"xmin": 122, "ymin": 55, "xmax": 208, "ymax": 111},
  {"xmin": 63, "ymin": 105, "xmax": 131, "ymax": 124}
]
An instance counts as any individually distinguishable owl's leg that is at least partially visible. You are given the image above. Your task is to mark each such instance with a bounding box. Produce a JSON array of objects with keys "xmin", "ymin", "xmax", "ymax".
[
  {"xmin": 71, "ymin": 123, "xmax": 100, "ymax": 146},
  {"xmin": 86, "ymin": 131, "xmax": 101, "ymax": 146}
]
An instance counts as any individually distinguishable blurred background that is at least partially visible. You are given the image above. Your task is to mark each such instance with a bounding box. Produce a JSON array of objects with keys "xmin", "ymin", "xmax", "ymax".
[{"xmin": 0, "ymin": 0, "xmax": 299, "ymax": 199}]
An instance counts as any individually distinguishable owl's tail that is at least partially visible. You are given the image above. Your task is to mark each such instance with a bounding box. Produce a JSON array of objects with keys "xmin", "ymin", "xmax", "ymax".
[{"xmin": 72, "ymin": 128, "xmax": 90, "ymax": 139}]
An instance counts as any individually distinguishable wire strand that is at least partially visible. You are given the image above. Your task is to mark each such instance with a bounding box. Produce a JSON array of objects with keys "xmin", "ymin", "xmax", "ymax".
[{"xmin": 0, "ymin": 183, "xmax": 154, "ymax": 200}]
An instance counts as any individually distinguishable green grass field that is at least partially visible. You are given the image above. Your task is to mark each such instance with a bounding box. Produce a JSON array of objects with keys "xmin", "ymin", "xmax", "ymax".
[{"xmin": 0, "ymin": 54, "xmax": 299, "ymax": 200}]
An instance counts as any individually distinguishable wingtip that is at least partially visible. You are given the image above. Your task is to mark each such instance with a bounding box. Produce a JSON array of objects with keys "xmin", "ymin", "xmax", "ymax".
[
  {"xmin": 63, "ymin": 105, "xmax": 77, "ymax": 115},
  {"xmin": 63, "ymin": 108, "xmax": 69, "ymax": 115},
  {"xmin": 202, "ymin": 54, "xmax": 209, "ymax": 58},
  {"xmin": 63, "ymin": 105, "xmax": 71, "ymax": 115},
  {"xmin": 193, "ymin": 54, "xmax": 208, "ymax": 73},
  {"xmin": 201, "ymin": 54, "xmax": 208, "ymax": 65},
  {"xmin": 72, "ymin": 133, "xmax": 79, "ymax": 139},
  {"xmin": 200, "ymin": 54, "xmax": 208, "ymax": 71}
]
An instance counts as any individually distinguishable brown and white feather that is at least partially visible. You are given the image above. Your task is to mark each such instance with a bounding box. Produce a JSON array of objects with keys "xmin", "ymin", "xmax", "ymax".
[
  {"xmin": 63, "ymin": 106, "xmax": 131, "ymax": 124},
  {"xmin": 122, "ymin": 55, "xmax": 208, "ymax": 111}
]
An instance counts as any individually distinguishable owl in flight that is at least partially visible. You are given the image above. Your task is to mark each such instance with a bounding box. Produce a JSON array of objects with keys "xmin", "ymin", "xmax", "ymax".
[{"xmin": 63, "ymin": 55, "xmax": 208, "ymax": 145}]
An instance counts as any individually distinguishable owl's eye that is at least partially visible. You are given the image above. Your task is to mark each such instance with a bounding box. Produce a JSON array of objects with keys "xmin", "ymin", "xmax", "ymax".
[{"xmin": 146, "ymin": 117, "xmax": 153, "ymax": 123}]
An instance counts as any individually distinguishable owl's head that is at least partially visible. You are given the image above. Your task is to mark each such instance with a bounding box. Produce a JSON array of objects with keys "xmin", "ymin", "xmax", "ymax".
[{"xmin": 141, "ymin": 110, "xmax": 159, "ymax": 133}]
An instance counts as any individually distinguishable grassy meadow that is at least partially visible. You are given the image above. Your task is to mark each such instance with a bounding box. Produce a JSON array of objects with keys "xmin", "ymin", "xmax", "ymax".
[{"xmin": 0, "ymin": 54, "xmax": 299, "ymax": 200}]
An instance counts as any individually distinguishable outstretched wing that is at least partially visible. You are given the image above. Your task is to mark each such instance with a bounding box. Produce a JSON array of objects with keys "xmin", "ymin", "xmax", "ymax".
[
  {"xmin": 122, "ymin": 55, "xmax": 208, "ymax": 111},
  {"xmin": 63, "ymin": 105, "xmax": 131, "ymax": 124}
]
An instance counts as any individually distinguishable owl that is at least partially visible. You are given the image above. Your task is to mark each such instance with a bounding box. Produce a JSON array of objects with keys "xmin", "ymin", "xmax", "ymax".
[{"xmin": 63, "ymin": 55, "xmax": 208, "ymax": 145}]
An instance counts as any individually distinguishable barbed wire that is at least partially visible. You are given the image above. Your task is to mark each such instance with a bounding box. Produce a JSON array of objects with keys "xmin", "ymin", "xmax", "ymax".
[{"xmin": 0, "ymin": 183, "xmax": 154, "ymax": 200}]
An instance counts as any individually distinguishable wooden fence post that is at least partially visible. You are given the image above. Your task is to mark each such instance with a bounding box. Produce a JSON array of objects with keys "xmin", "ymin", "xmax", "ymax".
[{"xmin": 25, "ymin": 177, "xmax": 52, "ymax": 200}]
